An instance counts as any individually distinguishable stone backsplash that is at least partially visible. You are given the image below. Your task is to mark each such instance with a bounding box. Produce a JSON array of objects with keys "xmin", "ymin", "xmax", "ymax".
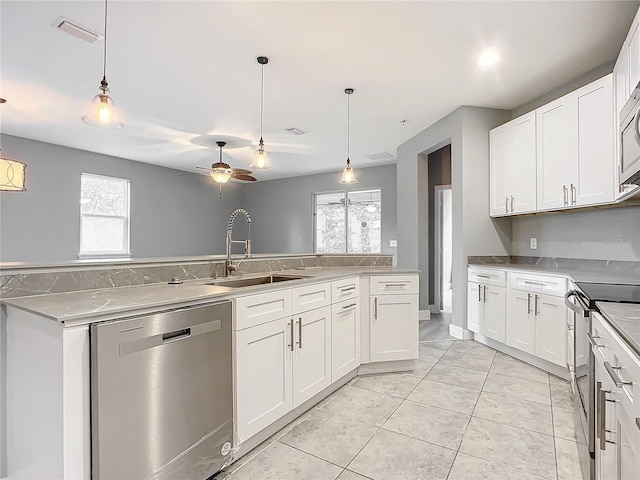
[
  {"xmin": 468, "ymin": 255, "xmax": 640, "ymax": 276},
  {"xmin": 0, "ymin": 254, "xmax": 393, "ymax": 299}
]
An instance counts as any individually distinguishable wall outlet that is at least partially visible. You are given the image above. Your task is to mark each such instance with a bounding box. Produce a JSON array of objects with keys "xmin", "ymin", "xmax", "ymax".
[
  {"xmin": 389, "ymin": 240, "xmax": 398, "ymax": 247},
  {"xmin": 530, "ymin": 237, "xmax": 537, "ymax": 250}
]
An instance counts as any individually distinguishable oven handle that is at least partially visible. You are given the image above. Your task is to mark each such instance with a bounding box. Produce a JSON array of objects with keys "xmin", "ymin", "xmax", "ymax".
[{"xmin": 564, "ymin": 290, "xmax": 591, "ymax": 317}]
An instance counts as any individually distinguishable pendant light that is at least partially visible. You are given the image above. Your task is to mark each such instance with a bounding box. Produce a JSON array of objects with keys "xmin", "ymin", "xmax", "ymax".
[
  {"xmin": 82, "ymin": 0, "xmax": 124, "ymax": 128},
  {"xmin": 0, "ymin": 98, "xmax": 27, "ymax": 192},
  {"xmin": 251, "ymin": 56, "xmax": 271, "ymax": 169},
  {"xmin": 339, "ymin": 88, "xmax": 358, "ymax": 184}
]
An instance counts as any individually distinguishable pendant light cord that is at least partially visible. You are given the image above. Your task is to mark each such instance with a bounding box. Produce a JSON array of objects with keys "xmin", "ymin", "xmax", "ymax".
[
  {"xmin": 259, "ymin": 63, "xmax": 264, "ymax": 142},
  {"xmin": 102, "ymin": 0, "xmax": 108, "ymax": 84},
  {"xmin": 347, "ymin": 91, "xmax": 351, "ymax": 163}
]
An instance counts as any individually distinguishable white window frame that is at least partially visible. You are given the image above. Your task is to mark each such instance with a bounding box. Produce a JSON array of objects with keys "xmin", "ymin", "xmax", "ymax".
[
  {"xmin": 313, "ymin": 188, "xmax": 382, "ymax": 254},
  {"xmin": 79, "ymin": 173, "xmax": 131, "ymax": 258}
]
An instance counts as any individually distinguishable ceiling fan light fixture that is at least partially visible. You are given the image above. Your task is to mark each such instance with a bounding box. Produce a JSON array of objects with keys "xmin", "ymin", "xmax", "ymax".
[
  {"xmin": 210, "ymin": 170, "xmax": 231, "ymax": 184},
  {"xmin": 82, "ymin": 0, "xmax": 124, "ymax": 128},
  {"xmin": 251, "ymin": 56, "xmax": 272, "ymax": 169},
  {"xmin": 339, "ymin": 88, "xmax": 358, "ymax": 185}
]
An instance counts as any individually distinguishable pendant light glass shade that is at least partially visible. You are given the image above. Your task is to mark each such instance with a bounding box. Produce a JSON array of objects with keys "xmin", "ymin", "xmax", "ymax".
[
  {"xmin": 82, "ymin": 0, "xmax": 124, "ymax": 128},
  {"xmin": 0, "ymin": 158, "xmax": 27, "ymax": 191},
  {"xmin": 339, "ymin": 88, "xmax": 358, "ymax": 184},
  {"xmin": 251, "ymin": 56, "xmax": 272, "ymax": 169},
  {"xmin": 82, "ymin": 81, "xmax": 123, "ymax": 128}
]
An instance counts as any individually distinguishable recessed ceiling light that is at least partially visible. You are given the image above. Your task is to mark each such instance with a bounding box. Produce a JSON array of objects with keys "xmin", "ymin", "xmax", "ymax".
[
  {"xmin": 478, "ymin": 49, "xmax": 500, "ymax": 67},
  {"xmin": 54, "ymin": 17, "xmax": 102, "ymax": 43},
  {"xmin": 286, "ymin": 127, "xmax": 306, "ymax": 136}
]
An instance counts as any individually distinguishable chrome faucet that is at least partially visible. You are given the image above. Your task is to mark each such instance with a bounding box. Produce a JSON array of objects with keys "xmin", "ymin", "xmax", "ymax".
[{"xmin": 225, "ymin": 208, "xmax": 252, "ymax": 277}]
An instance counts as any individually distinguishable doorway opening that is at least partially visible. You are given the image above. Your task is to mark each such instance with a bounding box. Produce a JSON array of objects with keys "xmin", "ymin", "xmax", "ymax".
[{"xmin": 420, "ymin": 144, "xmax": 454, "ymax": 342}]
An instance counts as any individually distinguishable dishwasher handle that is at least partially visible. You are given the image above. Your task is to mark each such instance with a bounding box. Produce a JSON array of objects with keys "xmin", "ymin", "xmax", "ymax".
[{"xmin": 119, "ymin": 319, "xmax": 221, "ymax": 356}]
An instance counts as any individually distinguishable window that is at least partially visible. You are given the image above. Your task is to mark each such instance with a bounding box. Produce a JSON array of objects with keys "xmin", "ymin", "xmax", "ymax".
[
  {"xmin": 314, "ymin": 189, "xmax": 381, "ymax": 253},
  {"xmin": 80, "ymin": 173, "xmax": 130, "ymax": 257}
]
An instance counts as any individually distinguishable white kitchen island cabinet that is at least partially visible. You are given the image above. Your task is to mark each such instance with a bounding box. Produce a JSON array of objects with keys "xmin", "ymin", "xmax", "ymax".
[{"xmin": 369, "ymin": 275, "xmax": 419, "ymax": 363}]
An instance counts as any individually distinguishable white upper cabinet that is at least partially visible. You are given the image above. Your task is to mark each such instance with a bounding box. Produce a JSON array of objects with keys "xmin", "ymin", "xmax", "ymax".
[
  {"xmin": 536, "ymin": 97, "xmax": 573, "ymax": 210},
  {"xmin": 628, "ymin": 18, "xmax": 640, "ymax": 95},
  {"xmin": 571, "ymin": 75, "xmax": 615, "ymax": 206},
  {"xmin": 489, "ymin": 112, "xmax": 536, "ymax": 216}
]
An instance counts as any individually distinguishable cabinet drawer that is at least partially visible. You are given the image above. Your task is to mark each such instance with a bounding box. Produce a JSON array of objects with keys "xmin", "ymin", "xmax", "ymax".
[
  {"xmin": 332, "ymin": 277, "xmax": 360, "ymax": 302},
  {"xmin": 507, "ymin": 271, "xmax": 567, "ymax": 297},
  {"xmin": 369, "ymin": 275, "xmax": 418, "ymax": 295},
  {"xmin": 235, "ymin": 290, "xmax": 292, "ymax": 330},
  {"xmin": 592, "ymin": 313, "xmax": 640, "ymax": 413},
  {"xmin": 292, "ymin": 282, "xmax": 331, "ymax": 314},
  {"xmin": 468, "ymin": 267, "xmax": 506, "ymax": 287}
]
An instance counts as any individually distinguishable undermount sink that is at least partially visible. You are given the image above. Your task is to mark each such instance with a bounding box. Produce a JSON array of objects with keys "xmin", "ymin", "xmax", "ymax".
[{"xmin": 206, "ymin": 274, "xmax": 309, "ymax": 288}]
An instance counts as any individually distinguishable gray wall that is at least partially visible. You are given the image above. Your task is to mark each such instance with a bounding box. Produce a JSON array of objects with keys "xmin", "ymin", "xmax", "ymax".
[
  {"xmin": 0, "ymin": 135, "xmax": 243, "ymax": 263},
  {"xmin": 240, "ymin": 164, "xmax": 397, "ymax": 256},
  {"xmin": 512, "ymin": 205, "xmax": 640, "ymax": 261},
  {"xmin": 397, "ymin": 106, "xmax": 512, "ymax": 319}
]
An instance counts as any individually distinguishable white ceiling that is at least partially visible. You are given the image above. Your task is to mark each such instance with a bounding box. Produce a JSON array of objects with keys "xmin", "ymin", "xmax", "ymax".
[{"xmin": 1, "ymin": 1, "xmax": 637, "ymax": 181}]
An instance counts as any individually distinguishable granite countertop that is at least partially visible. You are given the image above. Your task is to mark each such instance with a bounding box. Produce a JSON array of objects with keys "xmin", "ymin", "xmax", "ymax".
[
  {"xmin": 468, "ymin": 262, "xmax": 640, "ymax": 285},
  {"xmin": 596, "ymin": 302, "xmax": 640, "ymax": 357},
  {"xmin": 1, "ymin": 267, "xmax": 417, "ymax": 327}
]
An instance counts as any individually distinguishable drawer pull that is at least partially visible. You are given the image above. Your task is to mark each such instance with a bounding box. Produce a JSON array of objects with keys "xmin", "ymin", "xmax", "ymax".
[
  {"xmin": 342, "ymin": 303, "xmax": 357, "ymax": 310},
  {"xmin": 604, "ymin": 361, "xmax": 632, "ymax": 388},
  {"xmin": 340, "ymin": 286, "xmax": 356, "ymax": 293},
  {"xmin": 588, "ymin": 333, "xmax": 604, "ymax": 348},
  {"xmin": 524, "ymin": 280, "xmax": 545, "ymax": 286},
  {"xmin": 384, "ymin": 283, "xmax": 408, "ymax": 287},
  {"xmin": 475, "ymin": 274, "xmax": 490, "ymax": 278}
]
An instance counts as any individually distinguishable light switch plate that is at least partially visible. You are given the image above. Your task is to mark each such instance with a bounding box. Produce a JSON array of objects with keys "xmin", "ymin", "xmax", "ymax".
[
  {"xmin": 530, "ymin": 237, "xmax": 537, "ymax": 249},
  {"xmin": 390, "ymin": 240, "xmax": 398, "ymax": 247}
]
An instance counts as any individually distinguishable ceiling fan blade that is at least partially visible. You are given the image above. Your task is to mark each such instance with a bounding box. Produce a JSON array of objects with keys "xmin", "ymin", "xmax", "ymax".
[
  {"xmin": 232, "ymin": 174, "xmax": 257, "ymax": 182},
  {"xmin": 195, "ymin": 166, "xmax": 210, "ymax": 170},
  {"xmin": 230, "ymin": 168, "xmax": 252, "ymax": 175},
  {"xmin": 178, "ymin": 171, "xmax": 207, "ymax": 177}
]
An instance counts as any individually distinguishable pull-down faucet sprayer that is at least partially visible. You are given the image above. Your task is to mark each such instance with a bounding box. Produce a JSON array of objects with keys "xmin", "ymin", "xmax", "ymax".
[{"xmin": 225, "ymin": 209, "xmax": 251, "ymax": 277}]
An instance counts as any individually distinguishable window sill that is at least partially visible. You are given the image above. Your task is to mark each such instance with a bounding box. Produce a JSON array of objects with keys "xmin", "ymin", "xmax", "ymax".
[{"xmin": 78, "ymin": 253, "xmax": 132, "ymax": 260}]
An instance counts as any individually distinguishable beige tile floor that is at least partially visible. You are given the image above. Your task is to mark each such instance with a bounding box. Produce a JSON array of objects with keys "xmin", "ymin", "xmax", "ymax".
[{"xmin": 219, "ymin": 340, "xmax": 583, "ymax": 480}]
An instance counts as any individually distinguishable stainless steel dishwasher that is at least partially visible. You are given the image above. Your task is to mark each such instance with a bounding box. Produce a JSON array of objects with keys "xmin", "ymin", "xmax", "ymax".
[{"xmin": 90, "ymin": 301, "xmax": 233, "ymax": 480}]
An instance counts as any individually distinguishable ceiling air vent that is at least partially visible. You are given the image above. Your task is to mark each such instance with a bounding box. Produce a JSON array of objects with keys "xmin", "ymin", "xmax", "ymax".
[
  {"xmin": 365, "ymin": 151, "xmax": 395, "ymax": 161},
  {"xmin": 54, "ymin": 17, "xmax": 102, "ymax": 43},
  {"xmin": 286, "ymin": 127, "xmax": 306, "ymax": 136}
]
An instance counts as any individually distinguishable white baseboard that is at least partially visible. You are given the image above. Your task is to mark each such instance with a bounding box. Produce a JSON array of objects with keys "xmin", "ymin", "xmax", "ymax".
[
  {"xmin": 419, "ymin": 310, "xmax": 431, "ymax": 320},
  {"xmin": 448, "ymin": 324, "xmax": 473, "ymax": 340}
]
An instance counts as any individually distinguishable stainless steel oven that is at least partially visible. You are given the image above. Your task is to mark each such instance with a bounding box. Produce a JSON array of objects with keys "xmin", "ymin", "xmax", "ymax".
[
  {"xmin": 565, "ymin": 282, "xmax": 640, "ymax": 480},
  {"xmin": 565, "ymin": 288, "xmax": 595, "ymax": 480},
  {"xmin": 619, "ymin": 81, "xmax": 640, "ymax": 186}
]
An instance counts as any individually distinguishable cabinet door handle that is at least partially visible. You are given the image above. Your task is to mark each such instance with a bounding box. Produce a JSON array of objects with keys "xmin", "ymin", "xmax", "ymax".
[
  {"xmin": 289, "ymin": 319, "xmax": 295, "ymax": 352},
  {"xmin": 588, "ymin": 333, "xmax": 604, "ymax": 348},
  {"xmin": 534, "ymin": 294, "xmax": 539, "ymax": 316},
  {"xmin": 505, "ymin": 196, "xmax": 509, "ymax": 213},
  {"xmin": 297, "ymin": 317, "xmax": 303, "ymax": 349},
  {"xmin": 510, "ymin": 195, "xmax": 514, "ymax": 212},
  {"xmin": 636, "ymin": 418, "xmax": 640, "ymax": 431},
  {"xmin": 598, "ymin": 383, "xmax": 608, "ymax": 450},
  {"xmin": 483, "ymin": 285, "xmax": 487, "ymax": 303},
  {"xmin": 527, "ymin": 293, "xmax": 532, "ymax": 314},
  {"xmin": 571, "ymin": 184, "xmax": 576, "ymax": 205},
  {"xmin": 563, "ymin": 185, "xmax": 568, "ymax": 206},
  {"xmin": 478, "ymin": 284, "xmax": 482, "ymax": 302},
  {"xmin": 374, "ymin": 297, "xmax": 378, "ymax": 320},
  {"xmin": 604, "ymin": 361, "xmax": 632, "ymax": 388}
]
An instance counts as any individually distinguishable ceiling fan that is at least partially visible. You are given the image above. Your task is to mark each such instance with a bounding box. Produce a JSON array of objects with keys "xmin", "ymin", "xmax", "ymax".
[{"xmin": 183, "ymin": 141, "xmax": 257, "ymax": 198}]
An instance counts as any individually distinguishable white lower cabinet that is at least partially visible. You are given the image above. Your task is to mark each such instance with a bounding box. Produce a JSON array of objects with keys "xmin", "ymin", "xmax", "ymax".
[
  {"xmin": 533, "ymin": 294, "xmax": 567, "ymax": 365},
  {"xmin": 235, "ymin": 317, "xmax": 293, "ymax": 443},
  {"xmin": 331, "ymin": 298, "xmax": 360, "ymax": 381},
  {"xmin": 370, "ymin": 293, "xmax": 418, "ymax": 362},
  {"xmin": 505, "ymin": 290, "xmax": 535, "ymax": 355},
  {"xmin": 467, "ymin": 281, "xmax": 506, "ymax": 343},
  {"xmin": 292, "ymin": 305, "xmax": 332, "ymax": 407},
  {"xmin": 506, "ymin": 289, "xmax": 567, "ymax": 366}
]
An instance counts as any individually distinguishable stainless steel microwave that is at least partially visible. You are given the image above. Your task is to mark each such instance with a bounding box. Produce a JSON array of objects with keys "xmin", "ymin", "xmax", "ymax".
[{"xmin": 620, "ymin": 82, "xmax": 640, "ymax": 186}]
